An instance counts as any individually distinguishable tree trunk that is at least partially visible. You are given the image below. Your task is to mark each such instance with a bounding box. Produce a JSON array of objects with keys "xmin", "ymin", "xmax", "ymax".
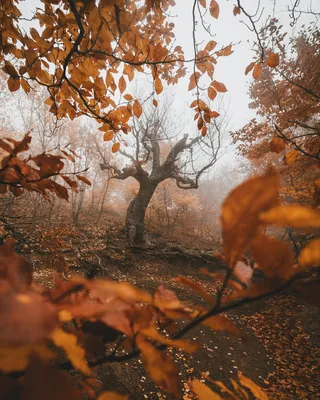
[{"xmin": 125, "ymin": 180, "xmax": 157, "ymax": 244}]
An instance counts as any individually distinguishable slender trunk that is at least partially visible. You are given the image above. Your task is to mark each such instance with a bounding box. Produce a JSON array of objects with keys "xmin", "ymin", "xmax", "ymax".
[{"xmin": 125, "ymin": 180, "xmax": 157, "ymax": 244}]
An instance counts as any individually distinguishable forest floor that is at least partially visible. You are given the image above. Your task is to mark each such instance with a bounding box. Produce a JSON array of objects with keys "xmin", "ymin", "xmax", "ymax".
[{"xmin": 27, "ymin": 215, "xmax": 319, "ymax": 400}]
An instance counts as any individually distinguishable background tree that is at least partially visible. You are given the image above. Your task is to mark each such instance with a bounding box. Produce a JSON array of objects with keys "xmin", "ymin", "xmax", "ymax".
[{"xmin": 99, "ymin": 101, "xmax": 222, "ymax": 243}]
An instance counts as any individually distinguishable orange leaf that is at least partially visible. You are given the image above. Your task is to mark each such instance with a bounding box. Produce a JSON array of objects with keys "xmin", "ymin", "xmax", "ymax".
[
  {"xmin": 133, "ymin": 100, "xmax": 142, "ymax": 118},
  {"xmin": 253, "ymin": 63, "xmax": 262, "ymax": 80},
  {"xmin": 299, "ymin": 238, "xmax": 320, "ymax": 268},
  {"xmin": 217, "ymin": 44, "xmax": 233, "ymax": 57},
  {"xmin": 209, "ymin": 0, "xmax": 220, "ymax": 19},
  {"xmin": 250, "ymin": 233, "xmax": 295, "ymax": 280},
  {"xmin": 112, "ymin": 142, "xmax": 120, "ymax": 153},
  {"xmin": 154, "ymin": 78, "xmax": 163, "ymax": 94},
  {"xmin": 260, "ymin": 205, "xmax": 320, "ymax": 228},
  {"xmin": 284, "ymin": 149, "xmax": 298, "ymax": 165},
  {"xmin": 188, "ymin": 72, "xmax": 200, "ymax": 91},
  {"xmin": 238, "ymin": 371, "xmax": 269, "ymax": 400},
  {"xmin": 104, "ymin": 131, "xmax": 114, "ymax": 141},
  {"xmin": 123, "ymin": 94, "xmax": 133, "ymax": 101},
  {"xmin": 153, "ymin": 99, "xmax": 158, "ymax": 107},
  {"xmin": 211, "ymin": 80, "xmax": 227, "ymax": 92},
  {"xmin": 266, "ymin": 52, "xmax": 280, "ymax": 68},
  {"xmin": 138, "ymin": 339, "xmax": 181, "ymax": 397},
  {"xmin": 270, "ymin": 137, "xmax": 285, "ymax": 153},
  {"xmin": 245, "ymin": 62, "xmax": 256, "ymax": 75},
  {"xmin": 205, "ymin": 40, "xmax": 217, "ymax": 52},
  {"xmin": 98, "ymin": 393, "xmax": 128, "ymax": 400},
  {"xmin": 174, "ymin": 276, "xmax": 214, "ymax": 304},
  {"xmin": 190, "ymin": 379, "xmax": 223, "ymax": 400},
  {"xmin": 202, "ymin": 314, "xmax": 242, "ymax": 336},
  {"xmin": 221, "ymin": 168, "xmax": 279, "ymax": 266}
]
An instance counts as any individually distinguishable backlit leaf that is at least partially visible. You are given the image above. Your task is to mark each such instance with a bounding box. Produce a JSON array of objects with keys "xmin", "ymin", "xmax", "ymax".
[
  {"xmin": 104, "ymin": 131, "xmax": 114, "ymax": 141},
  {"xmin": 299, "ymin": 238, "xmax": 320, "ymax": 267},
  {"xmin": 253, "ymin": 63, "xmax": 262, "ymax": 80},
  {"xmin": 221, "ymin": 168, "xmax": 279, "ymax": 266},
  {"xmin": 50, "ymin": 329, "xmax": 90, "ymax": 375},
  {"xmin": 112, "ymin": 142, "xmax": 120, "ymax": 153},
  {"xmin": 259, "ymin": 205, "xmax": 320, "ymax": 228}
]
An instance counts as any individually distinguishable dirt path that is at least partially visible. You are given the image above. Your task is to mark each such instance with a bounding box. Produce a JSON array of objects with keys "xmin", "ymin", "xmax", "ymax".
[{"xmin": 32, "ymin": 232, "xmax": 320, "ymax": 400}]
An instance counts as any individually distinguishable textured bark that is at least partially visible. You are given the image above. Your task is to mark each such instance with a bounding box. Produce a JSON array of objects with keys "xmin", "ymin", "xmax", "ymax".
[{"xmin": 125, "ymin": 180, "xmax": 157, "ymax": 244}]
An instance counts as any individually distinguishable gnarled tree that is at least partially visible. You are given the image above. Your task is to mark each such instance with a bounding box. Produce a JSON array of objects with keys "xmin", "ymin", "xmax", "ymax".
[{"xmin": 99, "ymin": 102, "xmax": 222, "ymax": 243}]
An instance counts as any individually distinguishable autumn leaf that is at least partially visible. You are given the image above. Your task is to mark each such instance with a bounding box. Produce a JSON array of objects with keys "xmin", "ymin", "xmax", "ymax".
[
  {"xmin": 155, "ymin": 78, "xmax": 163, "ymax": 94},
  {"xmin": 250, "ymin": 233, "xmax": 295, "ymax": 280},
  {"xmin": 211, "ymin": 80, "xmax": 227, "ymax": 92},
  {"xmin": 8, "ymin": 77, "xmax": 20, "ymax": 92},
  {"xmin": 284, "ymin": 149, "xmax": 298, "ymax": 165},
  {"xmin": 299, "ymin": 238, "xmax": 320, "ymax": 267},
  {"xmin": 50, "ymin": 329, "xmax": 91, "ymax": 375},
  {"xmin": 104, "ymin": 131, "xmax": 114, "ymax": 141},
  {"xmin": 118, "ymin": 76, "xmax": 126, "ymax": 94},
  {"xmin": 190, "ymin": 379, "xmax": 223, "ymax": 400},
  {"xmin": 217, "ymin": 44, "xmax": 233, "ymax": 57},
  {"xmin": 253, "ymin": 63, "xmax": 262, "ymax": 80},
  {"xmin": 270, "ymin": 137, "xmax": 285, "ymax": 153},
  {"xmin": 245, "ymin": 62, "xmax": 256, "ymax": 75},
  {"xmin": 233, "ymin": 261, "xmax": 253, "ymax": 286},
  {"xmin": 138, "ymin": 339, "xmax": 181, "ymax": 397},
  {"xmin": 202, "ymin": 314, "xmax": 242, "ymax": 336},
  {"xmin": 98, "ymin": 393, "xmax": 128, "ymax": 400},
  {"xmin": 238, "ymin": 371, "xmax": 269, "ymax": 400},
  {"xmin": 174, "ymin": 276, "xmax": 214, "ymax": 304},
  {"xmin": 76, "ymin": 175, "xmax": 92, "ymax": 186},
  {"xmin": 153, "ymin": 99, "xmax": 158, "ymax": 107},
  {"xmin": 209, "ymin": 0, "xmax": 220, "ymax": 19},
  {"xmin": 259, "ymin": 205, "xmax": 320, "ymax": 228},
  {"xmin": 188, "ymin": 72, "xmax": 200, "ymax": 91},
  {"xmin": 199, "ymin": 0, "xmax": 206, "ymax": 8},
  {"xmin": 233, "ymin": 6, "xmax": 241, "ymax": 16},
  {"xmin": 133, "ymin": 100, "xmax": 142, "ymax": 118},
  {"xmin": 221, "ymin": 168, "xmax": 279, "ymax": 266},
  {"xmin": 266, "ymin": 52, "xmax": 280, "ymax": 68},
  {"xmin": 112, "ymin": 142, "xmax": 120, "ymax": 153}
]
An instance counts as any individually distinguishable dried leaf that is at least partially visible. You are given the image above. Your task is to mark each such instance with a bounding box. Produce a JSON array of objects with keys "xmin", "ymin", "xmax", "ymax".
[
  {"xmin": 174, "ymin": 276, "xmax": 214, "ymax": 304},
  {"xmin": 245, "ymin": 62, "xmax": 256, "ymax": 75},
  {"xmin": 155, "ymin": 78, "xmax": 163, "ymax": 94},
  {"xmin": 209, "ymin": 0, "xmax": 220, "ymax": 19},
  {"xmin": 104, "ymin": 131, "xmax": 114, "ymax": 141},
  {"xmin": 270, "ymin": 137, "xmax": 285, "ymax": 153},
  {"xmin": 208, "ymin": 87, "xmax": 217, "ymax": 101},
  {"xmin": 118, "ymin": 76, "xmax": 126, "ymax": 94},
  {"xmin": 133, "ymin": 100, "xmax": 142, "ymax": 118},
  {"xmin": 112, "ymin": 142, "xmax": 120, "ymax": 153},
  {"xmin": 8, "ymin": 77, "xmax": 20, "ymax": 92},
  {"xmin": 253, "ymin": 63, "xmax": 262, "ymax": 80},
  {"xmin": 203, "ymin": 314, "xmax": 242, "ymax": 336},
  {"xmin": 191, "ymin": 379, "xmax": 223, "ymax": 399},
  {"xmin": 299, "ymin": 238, "xmax": 320, "ymax": 267},
  {"xmin": 76, "ymin": 175, "xmax": 92, "ymax": 186},
  {"xmin": 233, "ymin": 6, "xmax": 241, "ymax": 16},
  {"xmin": 211, "ymin": 80, "xmax": 227, "ymax": 92},
  {"xmin": 221, "ymin": 168, "xmax": 279, "ymax": 266},
  {"xmin": 259, "ymin": 205, "xmax": 320, "ymax": 228},
  {"xmin": 238, "ymin": 371, "xmax": 269, "ymax": 400},
  {"xmin": 266, "ymin": 52, "xmax": 280, "ymax": 68},
  {"xmin": 50, "ymin": 329, "xmax": 90, "ymax": 375}
]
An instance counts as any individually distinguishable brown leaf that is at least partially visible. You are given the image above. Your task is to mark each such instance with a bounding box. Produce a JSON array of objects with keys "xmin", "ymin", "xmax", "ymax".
[
  {"xmin": 259, "ymin": 205, "xmax": 320, "ymax": 228},
  {"xmin": 208, "ymin": 87, "xmax": 217, "ymax": 101},
  {"xmin": 188, "ymin": 72, "xmax": 200, "ymax": 91},
  {"xmin": 284, "ymin": 149, "xmax": 298, "ymax": 165},
  {"xmin": 211, "ymin": 80, "xmax": 227, "ymax": 92},
  {"xmin": 8, "ymin": 77, "xmax": 20, "ymax": 92},
  {"xmin": 209, "ymin": 0, "xmax": 220, "ymax": 19},
  {"xmin": 155, "ymin": 78, "xmax": 163, "ymax": 94},
  {"xmin": 112, "ymin": 142, "xmax": 120, "ymax": 153},
  {"xmin": 216, "ymin": 44, "xmax": 233, "ymax": 57},
  {"xmin": 190, "ymin": 379, "xmax": 223, "ymax": 399},
  {"xmin": 133, "ymin": 100, "xmax": 142, "ymax": 118},
  {"xmin": 138, "ymin": 339, "xmax": 181, "ymax": 397},
  {"xmin": 118, "ymin": 76, "xmax": 126, "ymax": 94},
  {"xmin": 104, "ymin": 131, "xmax": 114, "ymax": 141},
  {"xmin": 221, "ymin": 168, "xmax": 279, "ymax": 266},
  {"xmin": 174, "ymin": 276, "xmax": 214, "ymax": 304},
  {"xmin": 98, "ymin": 392, "xmax": 128, "ymax": 400},
  {"xmin": 202, "ymin": 314, "xmax": 242, "ymax": 336},
  {"xmin": 76, "ymin": 175, "xmax": 91, "ymax": 186},
  {"xmin": 245, "ymin": 61, "xmax": 256, "ymax": 75},
  {"xmin": 233, "ymin": 6, "xmax": 241, "ymax": 16}
]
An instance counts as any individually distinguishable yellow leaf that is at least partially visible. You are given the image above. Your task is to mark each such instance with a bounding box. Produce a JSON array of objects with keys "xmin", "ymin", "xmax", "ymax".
[
  {"xmin": 191, "ymin": 379, "xmax": 223, "ymax": 400},
  {"xmin": 50, "ymin": 328, "xmax": 90, "ymax": 375},
  {"xmin": 154, "ymin": 78, "xmax": 163, "ymax": 94},
  {"xmin": 8, "ymin": 76, "xmax": 20, "ymax": 92},
  {"xmin": 112, "ymin": 142, "xmax": 120, "ymax": 153},
  {"xmin": 138, "ymin": 339, "xmax": 181, "ymax": 397},
  {"xmin": 266, "ymin": 52, "xmax": 280, "ymax": 68},
  {"xmin": 104, "ymin": 131, "xmax": 114, "ymax": 141},
  {"xmin": 209, "ymin": 0, "xmax": 220, "ymax": 19},
  {"xmin": 260, "ymin": 205, "xmax": 320, "ymax": 228},
  {"xmin": 284, "ymin": 149, "xmax": 298, "ymax": 165},
  {"xmin": 98, "ymin": 393, "xmax": 128, "ymax": 400},
  {"xmin": 253, "ymin": 63, "xmax": 262, "ymax": 80},
  {"xmin": 270, "ymin": 137, "xmax": 285, "ymax": 153},
  {"xmin": 238, "ymin": 371, "xmax": 269, "ymax": 400},
  {"xmin": 133, "ymin": 100, "xmax": 142, "ymax": 118},
  {"xmin": 299, "ymin": 238, "xmax": 320, "ymax": 267},
  {"xmin": 221, "ymin": 168, "xmax": 279, "ymax": 266}
]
